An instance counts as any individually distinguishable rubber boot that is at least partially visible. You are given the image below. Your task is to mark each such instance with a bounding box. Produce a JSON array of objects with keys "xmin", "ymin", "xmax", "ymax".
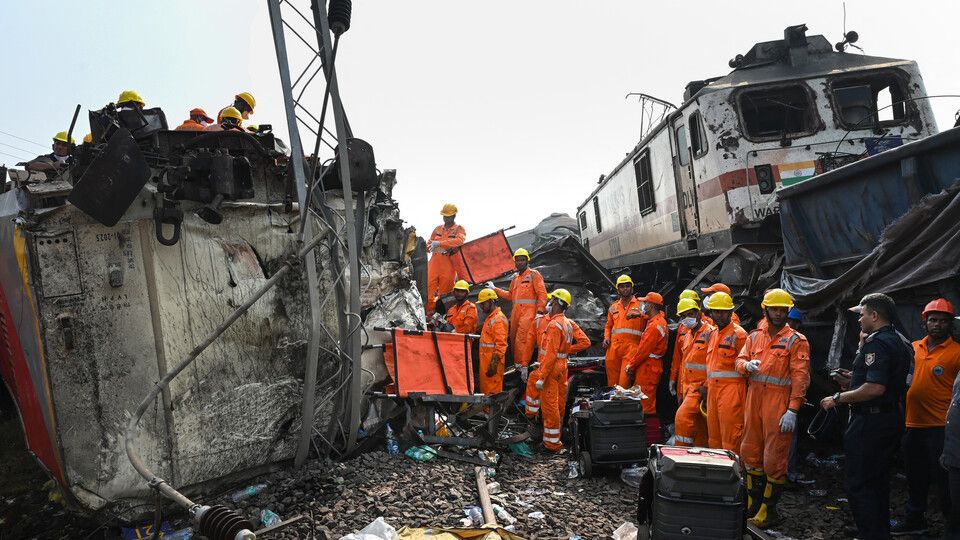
[
  {"xmin": 749, "ymin": 476, "xmax": 785, "ymax": 527},
  {"xmin": 746, "ymin": 470, "xmax": 767, "ymax": 518}
]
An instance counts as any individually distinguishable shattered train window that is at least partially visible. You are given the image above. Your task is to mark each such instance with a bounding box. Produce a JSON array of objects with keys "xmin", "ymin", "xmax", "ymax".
[
  {"xmin": 831, "ymin": 74, "xmax": 908, "ymax": 129},
  {"xmin": 737, "ymin": 84, "xmax": 819, "ymax": 140}
]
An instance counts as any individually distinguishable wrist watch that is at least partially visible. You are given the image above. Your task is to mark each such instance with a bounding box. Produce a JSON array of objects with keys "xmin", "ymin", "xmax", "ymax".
[{"xmin": 832, "ymin": 391, "xmax": 842, "ymax": 404}]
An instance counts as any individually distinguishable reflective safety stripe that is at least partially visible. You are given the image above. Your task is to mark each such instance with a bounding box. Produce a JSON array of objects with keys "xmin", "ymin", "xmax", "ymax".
[
  {"xmin": 684, "ymin": 363, "xmax": 707, "ymax": 371},
  {"xmin": 538, "ymin": 351, "xmax": 569, "ymax": 358},
  {"xmin": 649, "ymin": 353, "xmax": 663, "ymax": 359},
  {"xmin": 708, "ymin": 371, "xmax": 742, "ymax": 379},
  {"xmin": 751, "ymin": 374, "xmax": 791, "ymax": 386},
  {"xmin": 675, "ymin": 435, "xmax": 694, "ymax": 444},
  {"xmin": 514, "ymin": 299, "xmax": 537, "ymax": 305},
  {"xmin": 526, "ymin": 398, "xmax": 540, "ymax": 405},
  {"xmin": 525, "ymin": 405, "xmax": 539, "ymax": 413},
  {"xmin": 543, "ymin": 435, "xmax": 561, "ymax": 443},
  {"xmin": 543, "ymin": 427, "xmax": 561, "ymax": 434},
  {"xmin": 612, "ymin": 328, "xmax": 643, "ymax": 336},
  {"xmin": 656, "ymin": 325, "xmax": 666, "ymax": 336},
  {"xmin": 479, "ymin": 343, "xmax": 496, "ymax": 348}
]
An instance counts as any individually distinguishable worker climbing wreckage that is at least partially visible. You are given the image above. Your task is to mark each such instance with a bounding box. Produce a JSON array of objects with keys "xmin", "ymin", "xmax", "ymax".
[{"xmin": 7, "ymin": 3, "xmax": 960, "ymax": 539}]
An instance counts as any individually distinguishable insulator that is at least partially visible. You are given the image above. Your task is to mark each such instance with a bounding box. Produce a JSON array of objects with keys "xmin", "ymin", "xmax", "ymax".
[
  {"xmin": 198, "ymin": 504, "xmax": 255, "ymax": 540},
  {"xmin": 328, "ymin": 0, "xmax": 352, "ymax": 36}
]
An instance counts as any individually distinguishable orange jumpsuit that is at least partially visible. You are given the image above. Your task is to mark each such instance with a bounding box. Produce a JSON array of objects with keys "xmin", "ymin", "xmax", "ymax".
[
  {"xmin": 175, "ymin": 119, "xmax": 206, "ymax": 131},
  {"xmin": 525, "ymin": 315, "xmax": 589, "ymax": 418},
  {"xmin": 673, "ymin": 322, "xmax": 714, "ymax": 447},
  {"xmin": 603, "ymin": 297, "xmax": 646, "ymax": 386},
  {"xmin": 445, "ymin": 300, "xmax": 478, "ymax": 334},
  {"xmin": 535, "ymin": 314, "xmax": 574, "ymax": 451},
  {"xmin": 478, "ymin": 307, "xmax": 509, "ymax": 395},
  {"xmin": 736, "ymin": 325, "xmax": 810, "ymax": 480},
  {"xmin": 669, "ymin": 313, "xmax": 708, "ymax": 399},
  {"xmin": 494, "ymin": 268, "xmax": 547, "ymax": 367},
  {"xmin": 705, "ymin": 322, "xmax": 748, "ymax": 452},
  {"xmin": 426, "ymin": 224, "xmax": 466, "ymax": 314},
  {"xmin": 620, "ymin": 311, "xmax": 668, "ymax": 416}
]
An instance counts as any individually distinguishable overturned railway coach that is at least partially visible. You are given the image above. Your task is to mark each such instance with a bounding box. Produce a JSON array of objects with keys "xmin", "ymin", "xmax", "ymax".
[{"xmin": 577, "ymin": 25, "xmax": 938, "ymax": 304}]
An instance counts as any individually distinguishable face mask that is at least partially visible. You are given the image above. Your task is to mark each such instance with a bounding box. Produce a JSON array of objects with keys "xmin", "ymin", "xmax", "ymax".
[
  {"xmin": 545, "ymin": 301, "xmax": 553, "ymax": 312},
  {"xmin": 681, "ymin": 317, "xmax": 698, "ymax": 329},
  {"xmin": 640, "ymin": 303, "xmax": 650, "ymax": 314}
]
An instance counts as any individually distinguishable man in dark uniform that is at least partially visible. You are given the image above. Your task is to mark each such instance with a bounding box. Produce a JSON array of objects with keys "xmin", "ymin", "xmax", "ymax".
[{"xmin": 821, "ymin": 293, "xmax": 912, "ymax": 540}]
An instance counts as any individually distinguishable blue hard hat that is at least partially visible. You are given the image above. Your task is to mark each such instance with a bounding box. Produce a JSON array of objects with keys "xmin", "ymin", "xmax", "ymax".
[{"xmin": 787, "ymin": 307, "xmax": 802, "ymax": 321}]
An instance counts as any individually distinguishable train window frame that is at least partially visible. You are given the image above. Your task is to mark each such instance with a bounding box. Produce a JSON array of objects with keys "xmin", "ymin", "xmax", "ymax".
[
  {"xmin": 689, "ymin": 111, "xmax": 708, "ymax": 159},
  {"xmin": 828, "ymin": 70, "xmax": 912, "ymax": 131},
  {"xmin": 578, "ymin": 210, "xmax": 587, "ymax": 231},
  {"xmin": 734, "ymin": 83, "xmax": 822, "ymax": 142},
  {"xmin": 634, "ymin": 149, "xmax": 656, "ymax": 216},
  {"xmin": 675, "ymin": 124, "xmax": 690, "ymax": 166},
  {"xmin": 592, "ymin": 196, "xmax": 602, "ymax": 233}
]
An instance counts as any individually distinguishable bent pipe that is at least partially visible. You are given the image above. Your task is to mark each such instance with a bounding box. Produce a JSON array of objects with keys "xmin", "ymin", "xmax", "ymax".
[{"xmin": 124, "ymin": 228, "xmax": 328, "ymax": 532}]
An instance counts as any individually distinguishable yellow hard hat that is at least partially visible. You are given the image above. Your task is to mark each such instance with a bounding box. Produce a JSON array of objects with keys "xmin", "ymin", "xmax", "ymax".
[
  {"xmin": 82, "ymin": 133, "xmax": 92, "ymax": 143},
  {"xmin": 52, "ymin": 131, "xmax": 75, "ymax": 144},
  {"xmin": 117, "ymin": 89, "xmax": 145, "ymax": 106},
  {"xmin": 550, "ymin": 288, "xmax": 572, "ymax": 306},
  {"xmin": 478, "ymin": 288, "xmax": 497, "ymax": 303},
  {"xmin": 707, "ymin": 291, "xmax": 735, "ymax": 311},
  {"xmin": 440, "ymin": 203, "xmax": 458, "ymax": 217},
  {"xmin": 679, "ymin": 289, "xmax": 701, "ymax": 302},
  {"xmin": 235, "ymin": 92, "xmax": 256, "ymax": 110},
  {"xmin": 453, "ymin": 280, "xmax": 470, "ymax": 292},
  {"xmin": 220, "ymin": 106, "xmax": 243, "ymax": 122},
  {"xmin": 513, "ymin": 248, "xmax": 530, "ymax": 260},
  {"xmin": 761, "ymin": 288, "xmax": 795, "ymax": 309},
  {"xmin": 677, "ymin": 297, "xmax": 700, "ymax": 316},
  {"xmin": 616, "ymin": 275, "xmax": 634, "ymax": 287},
  {"xmin": 246, "ymin": 124, "xmax": 259, "ymax": 133}
]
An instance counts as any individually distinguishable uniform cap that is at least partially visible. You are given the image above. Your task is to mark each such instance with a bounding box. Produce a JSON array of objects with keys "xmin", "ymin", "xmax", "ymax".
[
  {"xmin": 701, "ymin": 283, "xmax": 731, "ymax": 295},
  {"xmin": 640, "ymin": 292, "xmax": 663, "ymax": 305},
  {"xmin": 190, "ymin": 107, "xmax": 214, "ymax": 123}
]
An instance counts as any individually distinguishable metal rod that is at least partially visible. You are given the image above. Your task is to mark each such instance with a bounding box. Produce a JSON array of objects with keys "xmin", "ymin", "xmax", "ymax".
[
  {"xmin": 311, "ymin": 0, "xmax": 362, "ymax": 451},
  {"xmin": 267, "ymin": 0, "xmax": 327, "ymax": 469}
]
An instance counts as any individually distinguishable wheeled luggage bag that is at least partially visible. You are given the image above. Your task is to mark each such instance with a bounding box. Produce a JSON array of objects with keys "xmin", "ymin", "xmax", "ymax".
[
  {"xmin": 639, "ymin": 445, "xmax": 746, "ymax": 539},
  {"xmin": 571, "ymin": 397, "xmax": 646, "ymax": 477}
]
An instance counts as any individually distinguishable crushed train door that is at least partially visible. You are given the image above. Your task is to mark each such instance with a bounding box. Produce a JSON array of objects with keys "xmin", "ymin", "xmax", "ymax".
[{"xmin": 671, "ymin": 115, "xmax": 700, "ymax": 244}]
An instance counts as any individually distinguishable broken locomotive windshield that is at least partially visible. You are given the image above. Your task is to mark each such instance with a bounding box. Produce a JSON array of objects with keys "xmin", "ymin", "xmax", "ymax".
[
  {"xmin": 737, "ymin": 84, "xmax": 820, "ymax": 140},
  {"xmin": 831, "ymin": 73, "xmax": 908, "ymax": 129}
]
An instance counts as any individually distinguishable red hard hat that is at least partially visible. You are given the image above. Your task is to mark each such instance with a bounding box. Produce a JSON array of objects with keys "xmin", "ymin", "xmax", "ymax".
[{"xmin": 922, "ymin": 298, "xmax": 955, "ymax": 320}]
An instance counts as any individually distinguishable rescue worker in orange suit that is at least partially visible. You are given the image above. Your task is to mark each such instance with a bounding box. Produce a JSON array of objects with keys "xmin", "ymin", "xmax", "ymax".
[
  {"xmin": 736, "ymin": 289, "xmax": 810, "ymax": 527},
  {"xmin": 701, "ymin": 283, "xmax": 740, "ymax": 325},
  {"xmin": 531, "ymin": 289, "xmax": 576, "ymax": 452},
  {"xmin": 524, "ymin": 293, "xmax": 590, "ymax": 419},
  {"xmin": 673, "ymin": 298, "xmax": 714, "ymax": 447},
  {"xmin": 889, "ymin": 298, "xmax": 960, "ymax": 536},
  {"xmin": 670, "ymin": 289, "xmax": 705, "ymax": 400},
  {"xmin": 176, "ymin": 108, "xmax": 215, "ymax": 131},
  {"xmin": 218, "ymin": 91, "xmax": 256, "ymax": 122},
  {"xmin": 621, "ymin": 292, "xmax": 668, "ymax": 443},
  {"xmin": 704, "ymin": 292, "xmax": 748, "ymax": 452},
  {"xmin": 487, "ymin": 248, "xmax": 547, "ymax": 378},
  {"xmin": 445, "ymin": 280, "xmax": 478, "ymax": 334},
  {"xmin": 477, "ymin": 288, "xmax": 509, "ymax": 395},
  {"xmin": 426, "ymin": 204, "xmax": 466, "ymax": 315},
  {"xmin": 602, "ymin": 275, "xmax": 646, "ymax": 387},
  {"xmin": 205, "ymin": 106, "xmax": 245, "ymax": 132}
]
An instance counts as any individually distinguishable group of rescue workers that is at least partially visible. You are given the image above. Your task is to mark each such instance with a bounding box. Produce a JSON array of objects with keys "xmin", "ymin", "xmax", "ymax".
[
  {"xmin": 25, "ymin": 89, "xmax": 258, "ymax": 173},
  {"xmin": 426, "ymin": 204, "xmax": 960, "ymax": 539}
]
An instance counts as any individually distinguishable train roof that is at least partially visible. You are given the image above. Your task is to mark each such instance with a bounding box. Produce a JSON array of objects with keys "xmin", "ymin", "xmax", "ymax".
[{"xmin": 578, "ymin": 24, "xmax": 918, "ymax": 210}]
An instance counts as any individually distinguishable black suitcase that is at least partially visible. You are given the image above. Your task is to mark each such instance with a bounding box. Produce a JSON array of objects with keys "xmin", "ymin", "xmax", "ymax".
[
  {"xmin": 639, "ymin": 445, "xmax": 745, "ymax": 539},
  {"xmin": 571, "ymin": 398, "xmax": 646, "ymax": 477}
]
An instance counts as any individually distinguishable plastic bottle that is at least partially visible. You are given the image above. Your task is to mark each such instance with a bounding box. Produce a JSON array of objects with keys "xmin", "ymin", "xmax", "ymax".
[
  {"xmin": 260, "ymin": 508, "xmax": 282, "ymax": 527},
  {"xmin": 464, "ymin": 506, "xmax": 483, "ymax": 526},
  {"xmin": 164, "ymin": 528, "xmax": 194, "ymax": 540},
  {"xmin": 385, "ymin": 423, "xmax": 399, "ymax": 455},
  {"xmin": 492, "ymin": 504, "xmax": 516, "ymax": 525},
  {"xmin": 230, "ymin": 483, "xmax": 267, "ymax": 502}
]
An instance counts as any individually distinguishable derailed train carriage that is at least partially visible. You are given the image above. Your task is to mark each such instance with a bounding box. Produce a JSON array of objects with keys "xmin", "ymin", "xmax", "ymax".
[
  {"xmin": 576, "ymin": 24, "xmax": 939, "ymax": 319},
  {"xmin": 0, "ymin": 106, "xmax": 421, "ymax": 517}
]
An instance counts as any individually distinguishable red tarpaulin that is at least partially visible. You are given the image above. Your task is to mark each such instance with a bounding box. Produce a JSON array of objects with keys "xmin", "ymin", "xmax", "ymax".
[
  {"xmin": 383, "ymin": 329, "xmax": 475, "ymax": 396},
  {"xmin": 449, "ymin": 230, "xmax": 515, "ymax": 285}
]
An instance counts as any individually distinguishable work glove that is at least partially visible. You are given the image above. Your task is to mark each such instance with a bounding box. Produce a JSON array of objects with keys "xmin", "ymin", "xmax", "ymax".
[
  {"xmin": 602, "ymin": 338, "xmax": 610, "ymax": 349},
  {"xmin": 669, "ymin": 380, "xmax": 677, "ymax": 396},
  {"xmin": 779, "ymin": 410, "xmax": 797, "ymax": 433},
  {"xmin": 484, "ymin": 281, "xmax": 496, "ymax": 291},
  {"xmin": 745, "ymin": 360, "xmax": 762, "ymax": 373},
  {"xmin": 519, "ymin": 365, "xmax": 528, "ymax": 382},
  {"xmin": 430, "ymin": 240, "xmax": 440, "ymax": 252},
  {"xmin": 535, "ymin": 379, "xmax": 544, "ymax": 390}
]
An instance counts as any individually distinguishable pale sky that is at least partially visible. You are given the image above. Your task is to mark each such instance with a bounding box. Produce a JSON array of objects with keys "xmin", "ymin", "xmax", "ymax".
[{"xmin": 3, "ymin": 1, "xmax": 959, "ymax": 241}]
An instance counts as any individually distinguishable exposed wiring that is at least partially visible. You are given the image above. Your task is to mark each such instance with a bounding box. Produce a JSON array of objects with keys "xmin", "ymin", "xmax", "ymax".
[
  {"xmin": 833, "ymin": 94, "xmax": 960, "ymax": 154},
  {"xmin": 0, "ymin": 129, "xmax": 49, "ymax": 149}
]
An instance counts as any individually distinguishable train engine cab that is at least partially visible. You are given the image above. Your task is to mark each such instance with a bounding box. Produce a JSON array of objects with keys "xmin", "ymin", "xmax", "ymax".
[{"xmin": 577, "ymin": 25, "xmax": 938, "ymax": 293}]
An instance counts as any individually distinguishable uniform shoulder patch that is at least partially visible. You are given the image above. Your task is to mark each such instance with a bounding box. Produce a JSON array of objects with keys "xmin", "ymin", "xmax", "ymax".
[{"xmin": 865, "ymin": 352, "xmax": 876, "ymax": 366}]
